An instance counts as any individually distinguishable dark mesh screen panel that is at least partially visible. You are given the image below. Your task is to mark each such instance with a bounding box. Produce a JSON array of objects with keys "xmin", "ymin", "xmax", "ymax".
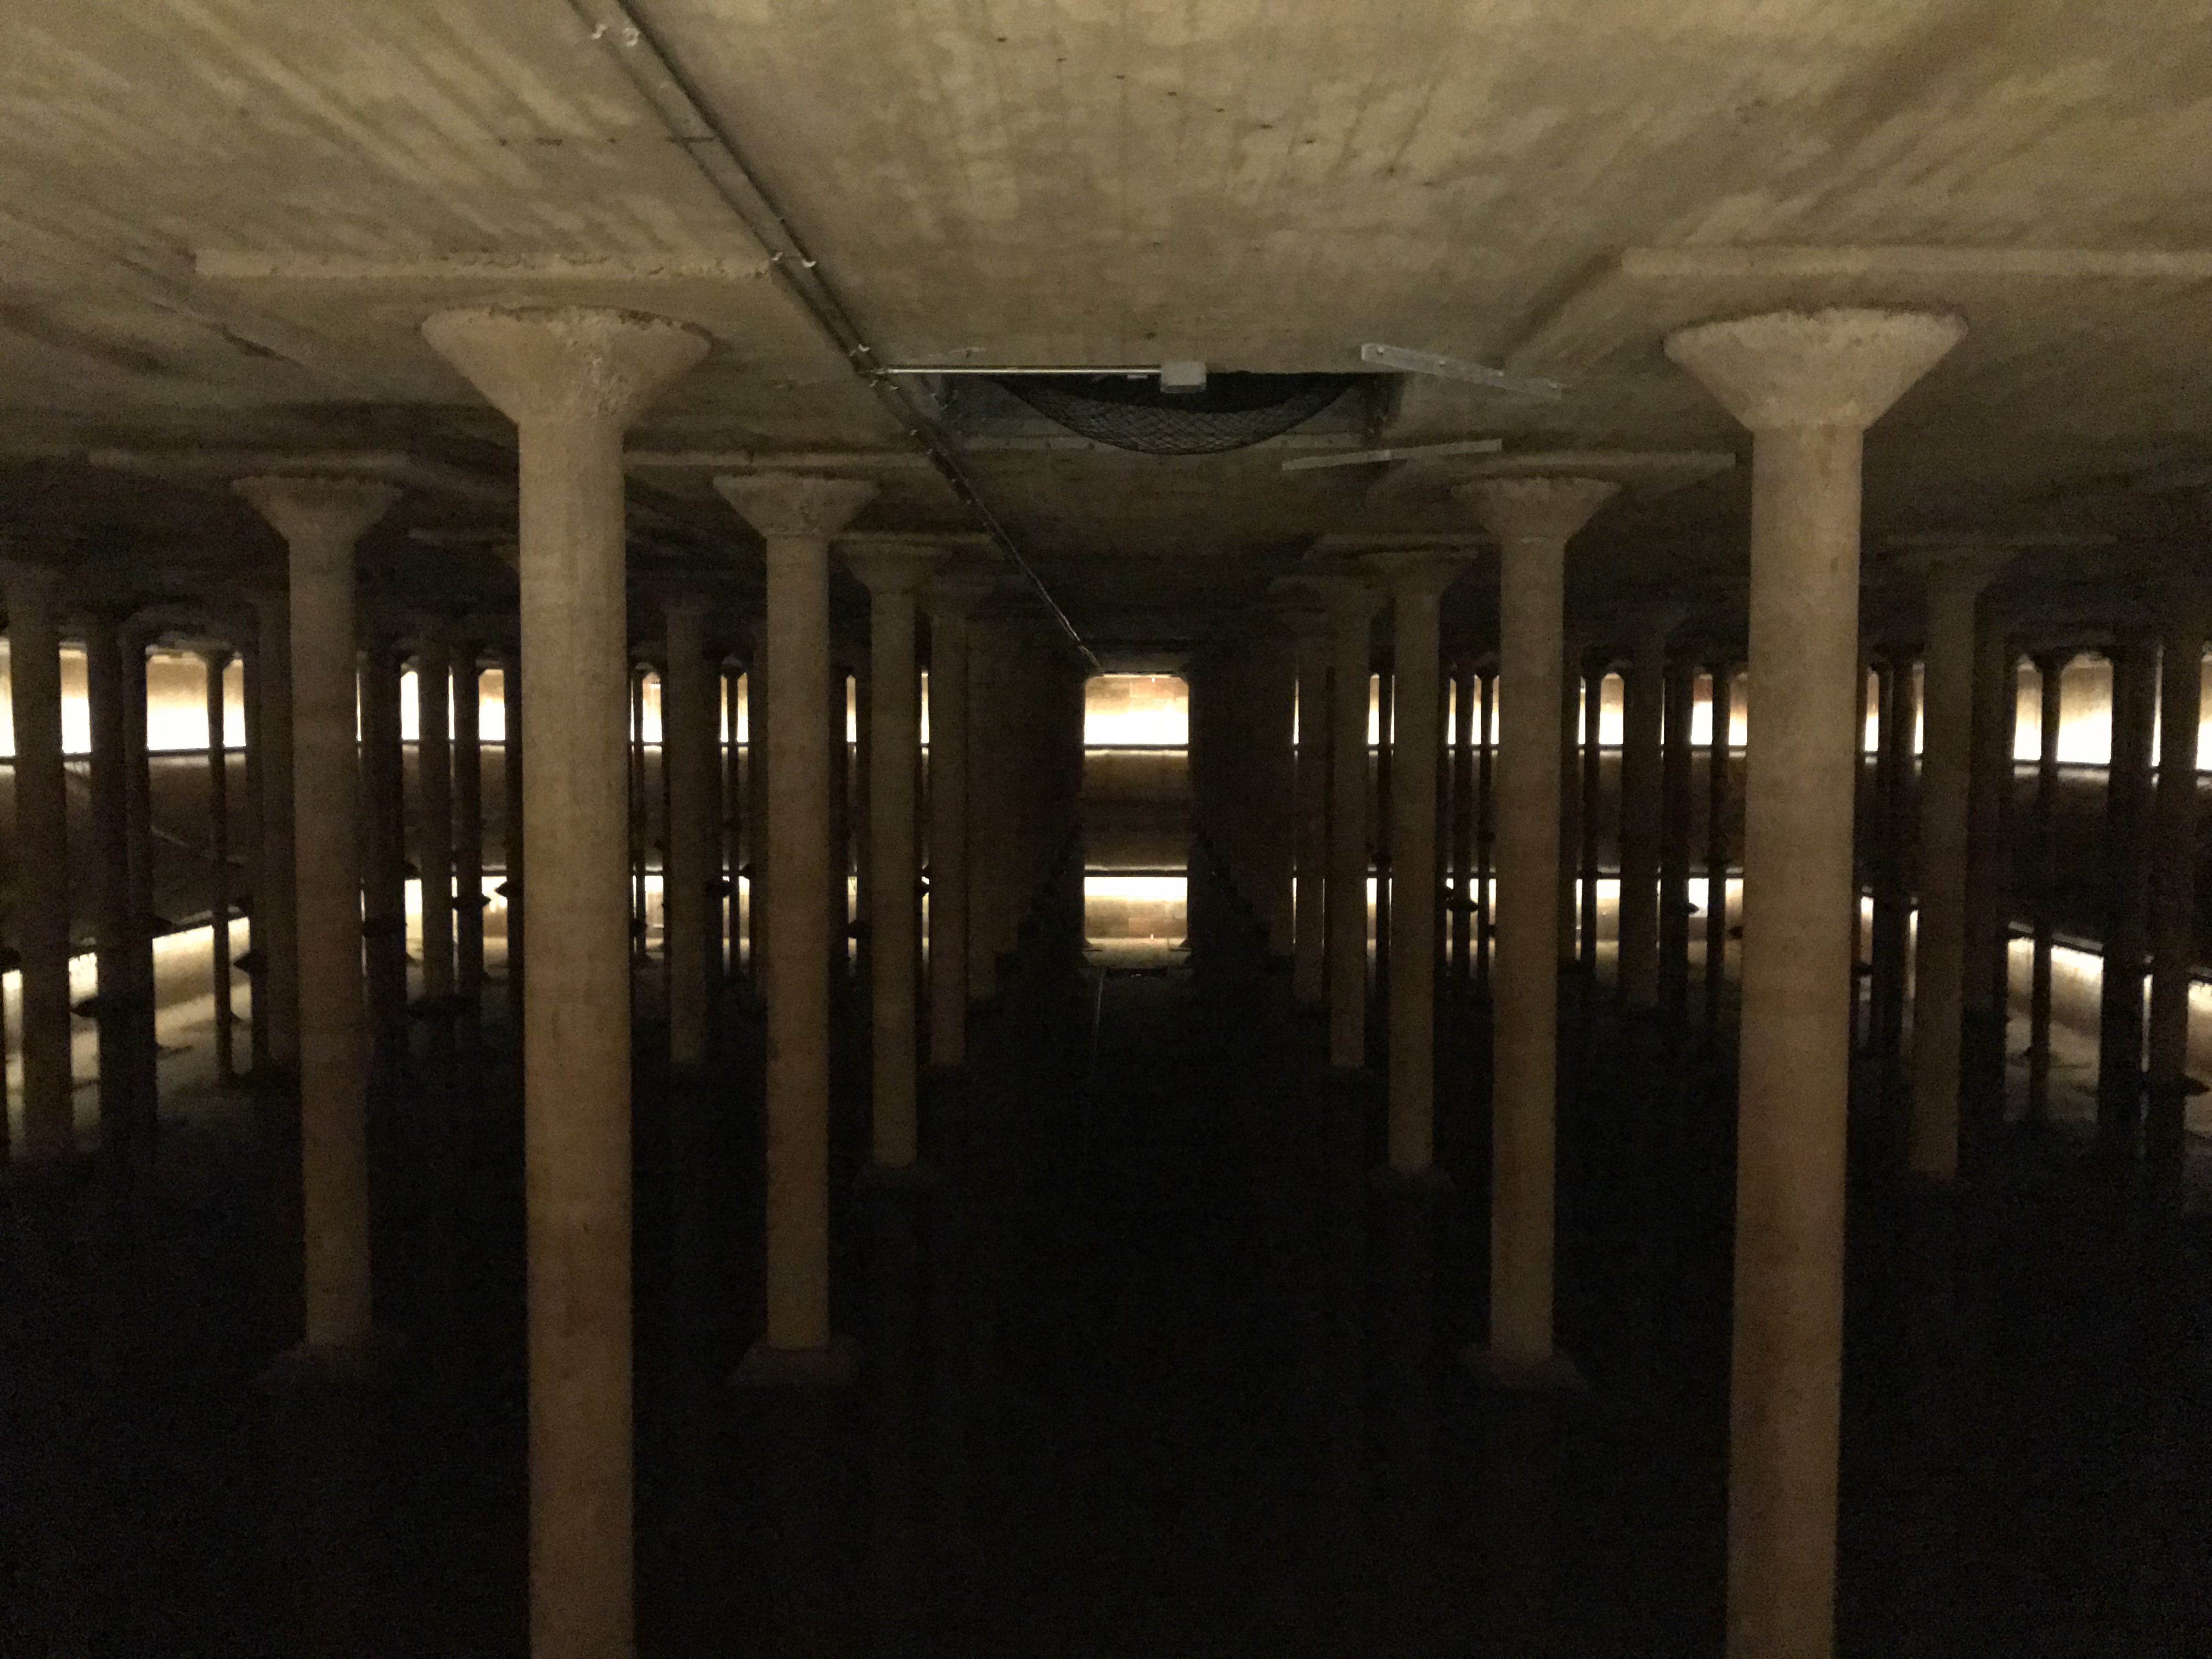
[{"xmin": 996, "ymin": 373, "xmax": 1355, "ymax": 455}]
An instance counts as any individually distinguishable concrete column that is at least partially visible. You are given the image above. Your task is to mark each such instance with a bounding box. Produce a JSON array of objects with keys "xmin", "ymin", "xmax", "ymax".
[
  {"xmin": 830, "ymin": 657, "xmax": 853, "ymax": 980},
  {"xmin": 1251, "ymin": 633, "xmax": 1298, "ymax": 956},
  {"xmin": 1961, "ymin": 606, "xmax": 2019, "ymax": 1159},
  {"xmin": 2148, "ymin": 600, "xmax": 2204, "ymax": 1170},
  {"xmin": 4, "ymin": 563, "xmax": 73, "ymax": 1161},
  {"xmin": 1462, "ymin": 476, "xmax": 1619, "ymax": 1381},
  {"xmin": 714, "ymin": 471, "xmax": 877, "ymax": 1378},
  {"xmin": 1373, "ymin": 666, "xmax": 1393, "ymax": 998},
  {"xmin": 240, "ymin": 634, "xmax": 270, "ymax": 1078},
  {"xmin": 415, "ymin": 637, "xmax": 455, "ymax": 1007},
  {"xmin": 846, "ymin": 541, "xmax": 945, "ymax": 1169},
  {"xmin": 1364, "ymin": 552, "xmax": 1470, "ymax": 1174},
  {"xmin": 1899, "ymin": 544, "xmax": 2012, "ymax": 1183},
  {"xmin": 922, "ymin": 572, "xmax": 991, "ymax": 1068},
  {"xmin": 1617, "ymin": 608, "xmax": 1675, "ymax": 1009},
  {"xmin": 1868, "ymin": 652, "xmax": 1918, "ymax": 1091},
  {"xmin": 966, "ymin": 616, "xmax": 1015, "ymax": 998},
  {"xmin": 236, "ymin": 475, "xmax": 398, "ymax": 1351},
  {"xmin": 743, "ymin": 634, "xmax": 770, "ymax": 993},
  {"xmin": 2100, "ymin": 626, "xmax": 2158, "ymax": 1155},
  {"xmin": 1451, "ymin": 663, "xmax": 1477, "ymax": 983},
  {"xmin": 1323, "ymin": 580, "xmax": 1381, "ymax": 1069},
  {"xmin": 627, "ymin": 662, "xmax": 647, "ymax": 961},
  {"xmin": 2026, "ymin": 651, "xmax": 2064, "ymax": 1125},
  {"xmin": 1475, "ymin": 666, "xmax": 1495, "ymax": 990},
  {"xmin": 84, "ymin": 612, "xmax": 138, "ymax": 1160},
  {"xmin": 1290, "ymin": 611, "xmax": 1331, "ymax": 1009},
  {"xmin": 721, "ymin": 661, "xmax": 740, "ymax": 982},
  {"xmin": 359, "ymin": 642, "xmax": 409, "ymax": 1063},
  {"xmin": 1706, "ymin": 664, "xmax": 1736, "ymax": 1024},
  {"xmin": 206, "ymin": 648, "xmax": 238, "ymax": 1083},
  {"xmin": 254, "ymin": 590, "xmax": 300, "ymax": 1079},
  {"xmin": 422, "ymin": 304, "xmax": 706, "ymax": 1659},
  {"xmin": 122, "ymin": 624, "xmax": 157, "ymax": 1146},
  {"xmin": 1668, "ymin": 305, "xmax": 1963, "ymax": 1659},
  {"xmin": 1558, "ymin": 642, "xmax": 1583, "ymax": 970},
  {"xmin": 503, "ymin": 649, "xmax": 524, "ymax": 1009},
  {"xmin": 1579, "ymin": 657, "xmax": 1604, "ymax": 975},
  {"xmin": 661, "ymin": 595, "xmax": 714, "ymax": 1069},
  {"xmin": 1660, "ymin": 655, "xmax": 1697, "ymax": 1014},
  {"xmin": 852, "ymin": 653, "xmax": 873, "ymax": 980},
  {"xmin": 453, "ymin": 642, "xmax": 486, "ymax": 1014}
]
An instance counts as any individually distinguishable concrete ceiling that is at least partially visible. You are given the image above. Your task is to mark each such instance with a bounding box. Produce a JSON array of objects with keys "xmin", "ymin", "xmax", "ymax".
[{"xmin": 1, "ymin": 0, "xmax": 2207, "ymax": 652}]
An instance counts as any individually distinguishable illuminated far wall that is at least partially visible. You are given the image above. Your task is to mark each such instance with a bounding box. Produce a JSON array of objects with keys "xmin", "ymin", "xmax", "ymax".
[
  {"xmin": 1085, "ymin": 672, "xmax": 1189, "ymax": 747},
  {"xmin": 567, "ymin": 670, "xmax": 857, "ymax": 748},
  {"xmin": 1083, "ymin": 674, "xmax": 1189, "ymax": 955},
  {"xmin": 1852, "ymin": 653, "xmax": 2212, "ymax": 766},
  {"xmin": 1363, "ymin": 669, "xmax": 1750, "ymax": 751},
  {"xmin": 0, "ymin": 644, "xmax": 245, "ymax": 755}
]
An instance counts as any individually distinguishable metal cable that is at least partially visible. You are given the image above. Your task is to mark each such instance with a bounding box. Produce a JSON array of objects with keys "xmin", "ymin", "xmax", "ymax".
[{"xmin": 567, "ymin": 0, "xmax": 1100, "ymax": 669}]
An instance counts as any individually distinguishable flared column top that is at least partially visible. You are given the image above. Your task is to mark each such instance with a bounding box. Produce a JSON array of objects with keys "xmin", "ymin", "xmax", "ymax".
[{"xmin": 1664, "ymin": 307, "xmax": 1965, "ymax": 432}]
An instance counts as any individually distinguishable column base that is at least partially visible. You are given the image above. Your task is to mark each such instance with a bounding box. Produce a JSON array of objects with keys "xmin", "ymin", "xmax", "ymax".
[
  {"xmin": 1462, "ymin": 1344, "xmax": 1588, "ymax": 1393},
  {"xmin": 732, "ymin": 1334, "xmax": 859, "ymax": 1390}
]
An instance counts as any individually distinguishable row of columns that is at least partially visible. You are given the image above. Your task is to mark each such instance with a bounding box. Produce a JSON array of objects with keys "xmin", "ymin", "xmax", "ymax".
[
  {"xmin": 16, "ymin": 296, "xmax": 2200, "ymax": 1659},
  {"xmin": 0, "ymin": 563, "xmax": 336, "ymax": 1174},
  {"xmin": 404, "ymin": 307, "xmax": 1083, "ymax": 1654},
  {"xmin": 1189, "ymin": 311, "xmax": 1975, "ymax": 1659}
]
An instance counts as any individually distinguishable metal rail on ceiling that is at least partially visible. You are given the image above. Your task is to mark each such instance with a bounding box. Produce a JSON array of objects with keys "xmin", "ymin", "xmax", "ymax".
[{"xmin": 566, "ymin": 0, "xmax": 1101, "ymax": 671}]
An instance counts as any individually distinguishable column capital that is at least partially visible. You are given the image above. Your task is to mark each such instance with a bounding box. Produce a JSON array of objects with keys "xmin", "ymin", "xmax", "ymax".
[
  {"xmin": 1297, "ymin": 568, "xmax": 1384, "ymax": 622},
  {"xmin": 1664, "ymin": 307, "xmax": 1965, "ymax": 432},
  {"xmin": 921, "ymin": 566, "xmax": 1002, "ymax": 618},
  {"xmin": 1889, "ymin": 530, "xmax": 2104, "ymax": 599},
  {"xmin": 0, "ymin": 558, "xmax": 67, "ymax": 601},
  {"xmin": 236, "ymin": 475, "xmax": 398, "ymax": 552},
  {"xmin": 1361, "ymin": 546, "xmax": 1477, "ymax": 598},
  {"xmin": 1265, "ymin": 577, "xmax": 1336, "ymax": 637},
  {"xmin": 427, "ymin": 618, "xmax": 488, "ymax": 663},
  {"xmin": 713, "ymin": 470, "xmax": 877, "ymax": 539},
  {"xmin": 842, "ymin": 535, "xmax": 954, "ymax": 596},
  {"xmin": 421, "ymin": 306, "xmax": 708, "ymax": 429},
  {"xmin": 1458, "ymin": 474, "xmax": 1622, "ymax": 546},
  {"xmin": 1627, "ymin": 599, "xmax": 1694, "ymax": 650},
  {"xmin": 661, "ymin": 591, "xmax": 714, "ymax": 624}
]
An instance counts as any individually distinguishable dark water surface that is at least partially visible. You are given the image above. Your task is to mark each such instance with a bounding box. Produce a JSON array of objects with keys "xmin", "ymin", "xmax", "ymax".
[{"xmin": 4, "ymin": 873, "xmax": 2209, "ymax": 1656}]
